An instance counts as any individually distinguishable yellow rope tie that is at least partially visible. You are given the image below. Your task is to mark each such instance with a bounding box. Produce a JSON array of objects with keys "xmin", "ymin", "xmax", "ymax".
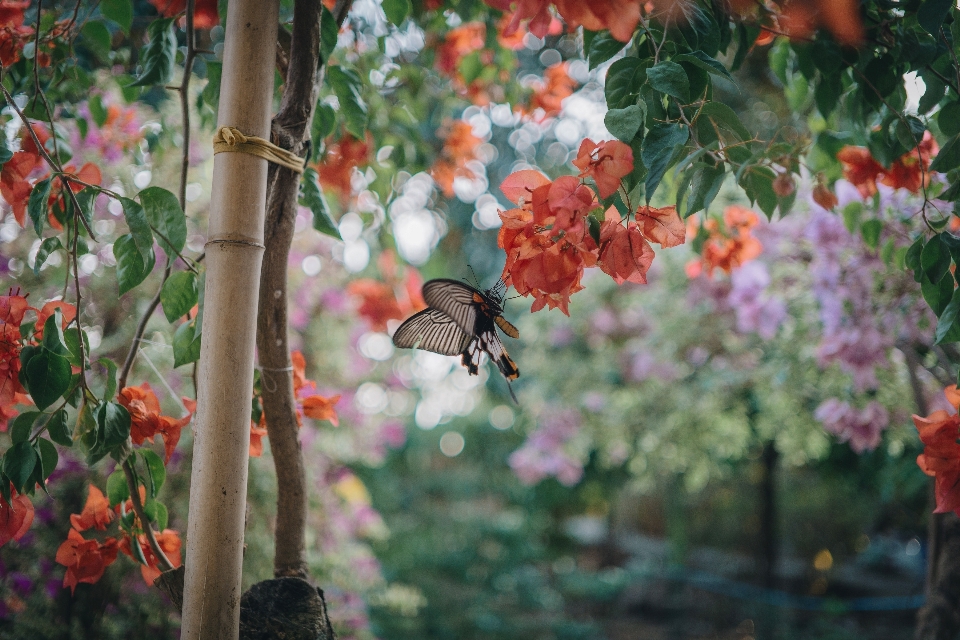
[{"xmin": 212, "ymin": 126, "xmax": 305, "ymax": 174}]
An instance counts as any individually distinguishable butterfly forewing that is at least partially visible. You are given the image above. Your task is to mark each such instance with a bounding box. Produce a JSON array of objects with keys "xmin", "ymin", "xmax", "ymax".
[
  {"xmin": 392, "ymin": 308, "xmax": 472, "ymax": 356},
  {"xmin": 422, "ymin": 279, "xmax": 485, "ymax": 336}
]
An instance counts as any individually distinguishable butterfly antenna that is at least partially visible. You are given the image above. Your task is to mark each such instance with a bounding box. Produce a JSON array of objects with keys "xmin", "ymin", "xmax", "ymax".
[{"xmin": 467, "ymin": 264, "xmax": 481, "ymax": 289}]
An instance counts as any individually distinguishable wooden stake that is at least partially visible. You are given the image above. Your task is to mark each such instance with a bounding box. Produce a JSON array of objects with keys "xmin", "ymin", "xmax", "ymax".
[{"xmin": 180, "ymin": 1, "xmax": 279, "ymax": 637}]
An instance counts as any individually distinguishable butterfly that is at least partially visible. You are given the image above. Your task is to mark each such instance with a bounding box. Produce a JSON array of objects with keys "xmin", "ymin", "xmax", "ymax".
[{"xmin": 392, "ymin": 278, "xmax": 520, "ymax": 401}]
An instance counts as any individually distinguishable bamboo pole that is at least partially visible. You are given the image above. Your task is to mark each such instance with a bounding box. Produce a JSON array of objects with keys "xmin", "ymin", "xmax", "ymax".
[{"xmin": 180, "ymin": 1, "xmax": 279, "ymax": 637}]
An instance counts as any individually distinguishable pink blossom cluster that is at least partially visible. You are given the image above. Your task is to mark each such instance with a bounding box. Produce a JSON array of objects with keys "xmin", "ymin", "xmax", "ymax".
[
  {"xmin": 509, "ymin": 408, "xmax": 584, "ymax": 486},
  {"xmin": 814, "ymin": 398, "xmax": 890, "ymax": 453},
  {"xmin": 72, "ymin": 100, "xmax": 144, "ymax": 164},
  {"xmin": 804, "ymin": 208, "xmax": 892, "ymax": 391},
  {"xmin": 727, "ymin": 261, "xmax": 787, "ymax": 340}
]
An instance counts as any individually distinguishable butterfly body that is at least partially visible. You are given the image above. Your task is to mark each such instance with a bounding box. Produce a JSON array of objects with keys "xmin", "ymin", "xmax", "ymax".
[{"xmin": 393, "ymin": 279, "xmax": 520, "ymax": 394}]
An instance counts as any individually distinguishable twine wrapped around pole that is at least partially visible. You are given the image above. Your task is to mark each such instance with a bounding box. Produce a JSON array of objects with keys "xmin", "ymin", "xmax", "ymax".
[{"xmin": 212, "ymin": 126, "xmax": 305, "ymax": 173}]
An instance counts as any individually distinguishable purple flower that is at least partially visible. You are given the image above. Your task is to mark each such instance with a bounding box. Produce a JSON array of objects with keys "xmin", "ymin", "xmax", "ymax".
[{"xmin": 815, "ymin": 398, "xmax": 889, "ymax": 453}]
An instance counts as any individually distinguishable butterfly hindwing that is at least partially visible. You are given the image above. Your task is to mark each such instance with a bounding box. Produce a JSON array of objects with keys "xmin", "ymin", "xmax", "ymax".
[{"xmin": 392, "ymin": 308, "xmax": 472, "ymax": 356}]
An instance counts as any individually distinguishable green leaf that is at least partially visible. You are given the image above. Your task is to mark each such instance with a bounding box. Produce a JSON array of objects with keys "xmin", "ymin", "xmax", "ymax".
[
  {"xmin": 674, "ymin": 51, "xmax": 734, "ymax": 83},
  {"xmin": 918, "ymin": 0, "xmax": 953, "ymax": 35},
  {"xmin": 604, "ymin": 57, "xmax": 646, "ymax": 110},
  {"xmin": 935, "ymin": 288, "xmax": 960, "ymax": 343},
  {"xmin": 931, "ymin": 134, "xmax": 960, "ymax": 173},
  {"xmin": 10, "ymin": 412, "xmax": 40, "ymax": 444},
  {"xmin": 3, "ymin": 442, "xmax": 37, "ymax": 493},
  {"xmin": 860, "ymin": 219, "xmax": 882, "ymax": 249},
  {"xmin": 327, "ymin": 66, "xmax": 367, "ymax": 139},
  {"xmin": 25, "ymin": 351, "xmax": 71, "ymax": 410},
  {"xmin": 320, "ymin": 5, "xmax": 338, "ymax": 63},
  {"xmin": 81, "ymin": 21, "xmax": 112, "ymax": 61},
  {"xmin": 119, "ymin": 197, "xmax": 155, "ymax": 265},
  {"xmin": 98, "ymin": 357, "xmax": 118, "ymax": 402},
  {"xmin": 312, "ymin": 102, "xmax": 336, "ymax": 159},
  {"xmin": 921, "ymin": 233, "xmax": 951, "ymax": 281},
  {"xmin": 41, "ymin": 312, "xmax": 69, "ymax": 358},
  {"xmin": 131, "ymin": 18, "xmax": 176, "ymax": 87},
  {"xmin": 173, "ymin": 319, "xmax": 202, "ymax": 368},
  {"xmin": 923, "ymin": 272, "xmax": 955, "ymax": 316},
  {"xmin": 47, "ymin": 409, "xmax": 72, "ymax": 446},
  {"xmin": 37, "ymin": 438, "xmax": 58, "ymax": 480},
  {"xmin": 0, "ymin": 135, "xmax": 12, "ymax": 166},
  {"xmin": 32, "ymin": 237, "xmax": 62, "ymax": 276},
  {"xmin": 101, "ymin": 0, "xmax": 133, "ymax": 33},
  {"xmin": 641, "ymin": 123, "xmax": 689, "ymax": 203},
  {"xmin": 382, "ymin": 0, "xmax": 412, "ymax": 25},
  {"xmin": 741, "ymin": 168, "xmax": 778, "ymax": 219},
  {"xmin": 939, "ymin": 102, "xmax": 960, "ymax": 137},
  {"xmin": 604, "ymin": 105, "xmax": 645, "ymax": 143},
  {"xmin": 587, "ymin": 31, "xmax": 627, "ymax": 70},
  {"xmin": 301, "ymin": 168, "xmax": 341, "ymax": 239},
  {"xmin": 27, "ymin": 178, "xmax": 52, "ymax": 237},
  {"xmin": 139, "ymin": 186, "xmax": 186, "ymax": 255},
  {"xmin": 646, "ymin": 61, "xmax": 690, "ymax": 102},
  {"xmin": 202, "ymin": 61, "xmax": 222, "ymax": 109},
  {"xmin": 697, "ymin": 102, "xmax": 751, "ymax": 141},
  {"xmin": 160, "ymin": 271, "xmax": 199, "ymax": 323},
  {"xmin": 106, "ymin": 469, "xmax": 129, "ymax": 507},
  {"xmin": 686, "ymin": 164, "xmax": 725, "ymax": 216},
  {"xmin": 114, "ymin": 233, "xmax": 156, "ymax": 295},
  {"xmin": 140, "ymin": 449, "xmax": 166, "ymax": 498},
  {"xmin": 97, "ymin": 402, "xmax": 130, "ymax": 451},
  {"xmin": 587, "ymin": 213, "xmax": 601, "ymax": 245}
]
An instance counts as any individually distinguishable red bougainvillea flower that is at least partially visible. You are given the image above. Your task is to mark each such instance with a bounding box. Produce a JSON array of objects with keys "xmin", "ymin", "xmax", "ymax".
[
  {"xmin": 302, "ymin": 394, "xmax": 341, "ymax": 427},
  {"xmin": 314, "ymin": 134, "xmax": 370, "ymax": 202},
  {"xmin": 33, "ymin": 300, "xmax": 77, "ymax": 342},
  {"xmin": 119, "ymin": 529, "xmax": 182, "ymax": 585},
  {"xmin": 914, "ymin": 386, "xmax": 960, "ymax": 514},
  {"xmin": 347, "ymin": 280, "xmax": 404, "ymax": 331},
  {"xmin": 431, "ymin": 119, "xmax": 483, "ymax": 198},
  {"xmin": 498, "ymin": 169, "xmax": 599, "ymax": 314},
  {"xmin": 687, "ymin": 206, "xmax": 763, "ymax": 278},
  {"xmin": 572, "ymin": 139, "xmax": 634, "ymax": 199},
  {"xmin": 524, "ymin": 61, "xmax": 578, "ymax": 119},
  {"xmin": 435, "ymin": 22, "xmax": 485, "ymax": 76},
  {"xmin": 46, "ymin": 162, "xmax": 102, "ymax": 230},
  {"xmin": 836, "ymin": 146, "xmax": 887, "ymax": 198},
  {"xmin": 70, "ymin": 485, "xmax": 115, "ymax": 532},
  {"xmin": 347, "ymin": 251, "xmax": 427, "ymax": 330},
  {"xmin": 881, "ymin": 131, "xmax": 939, "ymax": 193},
  {"xmin": 0, "ymin": 124, "xmax": 50, "ymax": 226},
  {"xmin": 148, "ymin": 0, "xmax": 219, "ymax": 28},
  {"xmin": 291, "ymin": 350, "xmax": 341, "ymax": 427},
  {"xmin": 0, "ymin": 291, "xmax": 30, "ymax": 410},
  {"xmin": 249, "ymin": 417, "xmax": 269, "ymax": 458},
  {"xmin": 118, "ymin": 383, "xmax": 195, "ymax": 462},
  {"xmin": 56, "ymin": 529, "xmax": 119, "ymax": 594},
  {"xmin": 0, "ymin": 1, "xmax": 33, "ymax": 67},
  {"xmin": 489, "ymin": 0, "xmax": 640, "ymax": 43},
  {"xmin": 0, "ymin": 487, "xmax": 33, "ymax": 547},
  {"xmin": 635, "ymin": 205, "xmax": 685, "ymax": 248},
  {"xmin": 598, "ymin": 213, "xmax": 654, "ymax": 285}
]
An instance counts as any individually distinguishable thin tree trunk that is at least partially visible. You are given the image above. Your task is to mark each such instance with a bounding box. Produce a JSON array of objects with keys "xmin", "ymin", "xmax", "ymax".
[
  {"xmin": 180, "ymin": 1, "xmax": 280, "ymax": 637},
  {"xmin": 257, "ymin": 0, "xmax": 353, "ymax": 578}
]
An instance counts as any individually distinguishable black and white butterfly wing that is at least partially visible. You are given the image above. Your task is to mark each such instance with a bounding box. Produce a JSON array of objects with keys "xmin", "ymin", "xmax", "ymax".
[
  {"xmin": 422, "ymin": 279, "xmax": 483, "ymax": 336},
  {"xmin": 392, "ymin": 308, "xmax": 472, "ymax": 356},
  {"xmin": 460, "ymin": 327, "xmax": 519, "ymax": 381}
]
